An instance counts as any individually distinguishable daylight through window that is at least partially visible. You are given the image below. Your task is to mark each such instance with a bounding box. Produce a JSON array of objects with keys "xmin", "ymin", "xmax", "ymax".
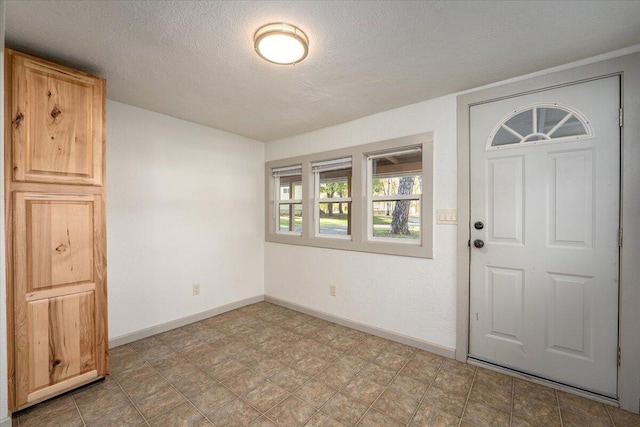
[{"xmin": 272, "ymin": 165, "xmax": 302, "ymax": 234}]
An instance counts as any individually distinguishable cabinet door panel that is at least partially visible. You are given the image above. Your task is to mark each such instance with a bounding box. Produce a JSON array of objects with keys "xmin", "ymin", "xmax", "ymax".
[
  {"xmin": 29, "ymin": 200, "xmax": 94, "ymax": 288},
  {"xmin": 13, "ymin": 192, "xmax": 106, "ymax": 407},
  {"xmin": 11, "ymin": 52, "xmax": 104, "ymax": 185},
  {"xmin": 28, "ymin": 292, "xmax": 96, "ymax": 392}
]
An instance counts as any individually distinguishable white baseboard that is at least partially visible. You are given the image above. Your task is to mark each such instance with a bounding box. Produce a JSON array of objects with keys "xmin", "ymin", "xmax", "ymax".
[
  {"xmin": 265, "ymin": 295, "xmax": 456, "ymax": 359},
  {"xmin": 109, "ymin": 295, "xmax": 265, "ymax": 348},
  {"xmin": 0, "ymin": 416, "xmax": 11, "ymax": 427}
]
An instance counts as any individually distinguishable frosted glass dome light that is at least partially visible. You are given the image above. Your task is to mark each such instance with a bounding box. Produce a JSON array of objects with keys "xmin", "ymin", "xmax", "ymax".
[{"xmin": 254, "ymin": 23, "xmax": 309, "ymax": 65}]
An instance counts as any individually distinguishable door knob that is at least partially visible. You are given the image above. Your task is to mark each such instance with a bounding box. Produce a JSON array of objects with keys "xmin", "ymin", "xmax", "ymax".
[
  {"xmin": 474, "ymin": 221, "xmax": 484, "ymax": 230},
  {"xmin": 474, "ymin": 239, "xmax": 484, "ymax": 248}
]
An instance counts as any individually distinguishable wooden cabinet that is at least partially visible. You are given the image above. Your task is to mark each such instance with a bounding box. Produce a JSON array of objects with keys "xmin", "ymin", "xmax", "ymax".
[
  {"xmin": 9, "ymin": 52, "xmax": 104, "ymax": 185},
  {"xmin": 5, "ymin": 50, "xmax": 108, "ymax": 412}
]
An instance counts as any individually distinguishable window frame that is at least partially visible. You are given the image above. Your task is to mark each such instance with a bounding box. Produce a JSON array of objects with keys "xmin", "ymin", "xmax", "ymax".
[
  {"xmin": 272, "ymin": 165, "xmax": 303, "ymax": 236},
  {"xmin": 312, "ymin": 157, "xmax": 353, "ymax": 240},
  {"xmin": 366, "ymin": 147, "xmax": 423, "ymax": 245},
  {"xmin": 265, "ymin": 132, "xmax": 433, "ymax": 258}
]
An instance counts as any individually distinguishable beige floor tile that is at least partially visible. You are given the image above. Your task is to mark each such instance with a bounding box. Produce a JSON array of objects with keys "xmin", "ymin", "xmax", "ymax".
[
  {"xmin": 372, "ymin": 388, "xmax": 420, "ymax": 424},
  {"xmin": 343, "ymin": 376, "xmax": 385, "ymax": 405},
  {"xmin": 373, "ymin": 350, "xmax": 410, "ymax": 371},
  {"xmin": 513, "ymin": 378, "xmax": 557, "ymax": 406},
  {"xmin": 440, "ymin": 358, "xmax": 476, "ymax": 379},
  {"xmin": 348, "ymin": 343, "xmax": 384, "ymax": 360},
  {"xmin": 223, "ymin": 369, "xmax": 269, "ymax": 395},
  {"xmin": 321, "ymin": 393, "xmax": 369, "ymax": 426},
  {"xmin": 388, "ymin": 373, "xmax": 429, "ymax": 398},
  {"xmin": 190, "ymin": 383, "xmax": 237, "ymax": 417},
  {"xmin": 314, "ymin": 345, "xmax": 345, "ymax": 363},
  {"xmin": 147, "ymin": 401, "xmax": 210, "ymax": 427},
  {"xmin": 432, "ymin": 370, "xmax": 474, "ymax": 396},
  {"xmin": 137, "ymin": 342, "xmax": 177, "ymax": 362},
  {"xmin": 292, "ymin": 354, "xmax": 329, "ymax": 376},
  {"xmin": 269, "ymin": 367, "xmax": 310, "ymax": 392},
  {"xmin": 357, "ymin": 363, "xmax": 396, "ymax": 386},
  {"xmin": 412, "ymin": 350, "xmax": 444, "ymax": 367},
  {"xmin": 75, "ymin": 389, "xmax": 131, "ymax": 419},
  {"xmin": 468, "ymin": 380, "xmax": 512, "ymax": 413},
  {"xmin": 208, "ymin": 398, "xmax": 261, "ymax": 426},
  {"xmin": 335, "ymin": 354, "xmax": 369, "ymax": 373},
  {"xmin": 205, "ymin": 358, "xmax": 247, "ymax": 381},
  {"xmin": 474, "ymin": 368, "xmax": 513, "ymax": 390},
  {"xmin": 72, "ymin": 376, "xmax": 121, "ymax": 405},
  {"xmin": 16, "ymin": 303, "xmax": 631, "ymax": 427},
  {"xmin": 120, "ymin": 372, "xmax": 171, "ymax": 401},
  {"xmin": 462, "ymin": 400, "xmax": 510, "ymax": 427},
  {"xmin": 304, "ymin": 412, "xmax": 344, "ymax": 427},
  {"xmin": 421, "ymin": 385, "xmax": 467, "ymax": 418},
  {"xmin": 357, "ymin": 409, "xmax": 405, "ymax": 426},
  {"xmin": 328, "ymin": 335, "xmax": 360, "ymax": 352},
  {"xmin": 315, "ymin": 363, "xmax": 358, "ymax": 390},
  {"xmin": 512, "ymin": 393, "xmax": 561, "ymax": 427},
  {"xmin": 293, "ymin": 379, "xmax": 337, "ymax": 408},
  {"xmin": 114, "ymin": 361, "xmax": 157, "ymax": 384},
  {"xmin": 133, "ymin": 385, "xmax": 187, "ymax": 420},
  {"xmin": 110, "ymin": 345, "xmax": 147, "ymax": 373},
  {"xmin": 265, "ymin": 395, "xmax": 316, "ymax": 427},
  {"xmin": 250, "ymin": 416, "xmax": 279, "ymax": 426},
  {"xmin": 243, "ymin": 381, "xmax": 289, "ymax": 412},
  {"xmin": 607, "ymin": 406, "xmax": 640, "ymax": 427},
  {"xmin": 557, "ymin": 391, "xmax": 611, "ymax": 424},
  {"xmin": 561, "ymin": 408, "xmax": 612, "ymax": 427},
  {"xmin": 400, "ymin": 358, "xmax": 439, "ymax": 383},
  {"xmin": 171, "ymin": 369, "xmax": 220, "ymax": 399},
  {"xmin": 81, "ymin": 398, "xmax": 144, "ymax": 427},
  {"xmin": 16, "ymin": 396, "xmax": 80, "ymax": 427},
  {"xmin": 411, "ymin": 403, "xmax": 460, "ymax": 427}
]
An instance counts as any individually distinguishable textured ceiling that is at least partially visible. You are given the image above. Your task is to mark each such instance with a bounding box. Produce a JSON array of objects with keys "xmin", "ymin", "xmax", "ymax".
[{"xmin": 6, "ymin": 1, "xmax": 640, "ymax": 142}]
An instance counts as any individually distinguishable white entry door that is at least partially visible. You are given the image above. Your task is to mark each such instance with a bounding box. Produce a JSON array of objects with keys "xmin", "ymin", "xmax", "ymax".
[{"xmin": 469, "ymin": 76, "xmax": 620, "ymax": 397}]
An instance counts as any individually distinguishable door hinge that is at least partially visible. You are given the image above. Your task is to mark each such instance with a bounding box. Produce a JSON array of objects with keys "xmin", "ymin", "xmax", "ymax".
[
  {"xmin": 619, "ymin": 108, "xmax": 624, "ymax": 127},
  {"xmin": 467, "ymin": 240, "xmax": 471, "ymax": 247},
  {"xmin": 618, "ymin": 347, "xmax": 621, "ymax": 367},
  {"xmin": 619, "ymin": 228, "xmax": 623, "ymax": 247}
]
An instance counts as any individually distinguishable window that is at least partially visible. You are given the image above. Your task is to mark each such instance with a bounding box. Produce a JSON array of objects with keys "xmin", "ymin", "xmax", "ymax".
[
  {"xmin": 272, "ymin": 165, "xmax": 302, "ymax": 234},
  {"xmin": 488, "ymin": 103, "xmax": 593, "ymax": 149},
  {"xmin": 265, "ymin": 132, "xmax": 433, "ymax": 258},
  {"xmin": 312, "ymin": 158, "xmax": 352, "ymax": 238},
  {"xmin": 367, "ymin": 147, "xmax": 422, "ymax": 242}
]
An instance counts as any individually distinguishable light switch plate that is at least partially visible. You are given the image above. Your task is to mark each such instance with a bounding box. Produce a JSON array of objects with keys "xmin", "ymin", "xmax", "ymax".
[{"xmin": 437, "ymin": 209, "xmax": 457, "ymax": 225}]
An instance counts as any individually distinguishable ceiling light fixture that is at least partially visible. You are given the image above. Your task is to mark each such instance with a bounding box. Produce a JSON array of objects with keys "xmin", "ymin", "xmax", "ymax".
[{"xmin": 254, "ymin": 23, "xmax": 309, "ymax": 65}]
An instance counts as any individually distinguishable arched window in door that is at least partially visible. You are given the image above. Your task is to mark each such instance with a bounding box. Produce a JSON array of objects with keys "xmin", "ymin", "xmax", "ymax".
[{"xmin": 487, "ymin": 103, "xmax": 593, "ymax": 150}]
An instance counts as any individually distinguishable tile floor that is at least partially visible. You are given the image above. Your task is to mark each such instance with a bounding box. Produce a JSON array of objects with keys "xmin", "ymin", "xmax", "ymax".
[{"xmin": 12, "ymin": 302, "xmax": 640, "ymax": 427}]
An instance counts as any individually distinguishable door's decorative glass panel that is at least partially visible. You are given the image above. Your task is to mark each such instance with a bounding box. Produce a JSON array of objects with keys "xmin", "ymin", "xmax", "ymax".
[
  {"xmin": 487, "ymin": 103, "xmax": 593, "ymax": 150},
  {"xmin": 546, "ymin": 273, "xmax": 593, "ymax": 360}
]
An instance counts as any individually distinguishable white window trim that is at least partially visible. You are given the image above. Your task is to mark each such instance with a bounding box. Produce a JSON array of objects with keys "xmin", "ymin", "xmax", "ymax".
[{"xmin": 265, "ymin": 132, "xmax": 433, "ymax": 258}]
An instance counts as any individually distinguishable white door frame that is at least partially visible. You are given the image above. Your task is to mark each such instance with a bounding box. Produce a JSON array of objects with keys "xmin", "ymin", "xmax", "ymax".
[{"xmin": 456, "ymin": 53, "xmax": 640, "ymax": 413}]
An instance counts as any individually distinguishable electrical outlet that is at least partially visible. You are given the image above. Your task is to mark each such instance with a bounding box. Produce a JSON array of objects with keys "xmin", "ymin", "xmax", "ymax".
[
  {"xmin": 193, "ymin": 284, "xmax": 200, "ymax": 296},
  {"xmin": 330, "ymin": 285, "xmax": 336, "ymax": 296}
]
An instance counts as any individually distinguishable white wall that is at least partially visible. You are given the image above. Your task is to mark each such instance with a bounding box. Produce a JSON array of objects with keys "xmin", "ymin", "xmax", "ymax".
[
  {"xmin": 265, "ymin": 94, "xmax": 458, "ymax": 350},
  {"xmin": 107, "ymin": 101, "xmax": 265, "ymax": 339}
]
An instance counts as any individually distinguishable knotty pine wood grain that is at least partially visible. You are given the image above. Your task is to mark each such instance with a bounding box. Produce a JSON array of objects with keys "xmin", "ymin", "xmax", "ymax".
[{"xmin": 5, "ymin": 49, "xmax": 108, "ymax": 411}]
